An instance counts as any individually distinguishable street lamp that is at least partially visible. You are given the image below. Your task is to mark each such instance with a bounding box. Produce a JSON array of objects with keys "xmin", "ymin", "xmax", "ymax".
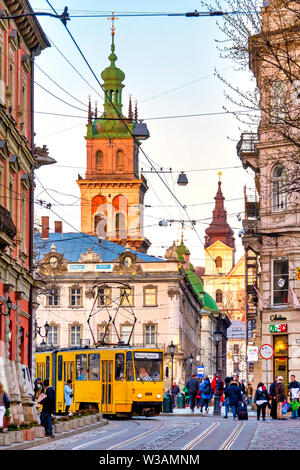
[
  {"xmin": 0, "ymin": 296, "xmax": 13, "ymax": 317},
  {"xmin": 35, "ymin": 320, "xmax": 50, "ymax": 347},
  {"xmin": 188, "ymin": 353, "xmax": 193, "ymax": 378},
  {"xmin": 213, "ymin": 328, "xmax": 222, "ymax": 415},
  {"xmin": 168, "ymin": 341, "xmax": 176, "ymax": 413}
]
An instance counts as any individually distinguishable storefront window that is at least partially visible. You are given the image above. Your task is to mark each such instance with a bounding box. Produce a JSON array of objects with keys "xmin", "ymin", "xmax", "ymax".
[{"xmin": 274, "ymin": 335, "xmax": 288, "ymax": 386}]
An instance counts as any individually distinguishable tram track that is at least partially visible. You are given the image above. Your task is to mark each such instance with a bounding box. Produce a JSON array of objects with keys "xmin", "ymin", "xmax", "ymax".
[
  {"xmin": 181, "ymin": 422, "xmax": 220, "ymax": 450},
  {"xmin": 107, "ymin": 420, "xmax": 167, "ymax": 450},
  {"xmin": 219, "ymin": 422, "xmax": 245, "ymax": 450}
]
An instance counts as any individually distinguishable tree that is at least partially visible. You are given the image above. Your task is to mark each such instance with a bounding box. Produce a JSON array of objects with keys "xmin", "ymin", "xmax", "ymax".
[{"xmin": 202, "ymin": 0, "xmax": 300, "ymax": 197}]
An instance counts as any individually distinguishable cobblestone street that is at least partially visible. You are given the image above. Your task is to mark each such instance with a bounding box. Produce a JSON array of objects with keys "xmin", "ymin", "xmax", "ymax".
[{"xmin": 249, "ymin": 419, "xmax": 300, "ymax": 450}]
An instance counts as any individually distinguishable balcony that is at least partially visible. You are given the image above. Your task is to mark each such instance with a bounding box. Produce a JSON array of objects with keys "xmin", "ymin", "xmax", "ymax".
[
  {"xmin": 236, "ymin": 132, "xmax": 259, "ymax": 172},
  {"xmin": 0, "ymin": 204, "xmax": 16, "ymax": 248}
]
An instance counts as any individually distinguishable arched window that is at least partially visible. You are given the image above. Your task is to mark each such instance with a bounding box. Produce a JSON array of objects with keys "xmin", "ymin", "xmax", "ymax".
[
  {"xmin": 272, "ymin": 165, "xmax": 287, "ymax": 211},
  {"xmin": 270, "ymin": 81, "xmax": 286, "ymax": 123},
  {"xmin": 95, "ymin": 150, "xmax": 103, "ymax": 170},
  {"xmin": 115, "ymin": 212, "xmax": 126, "ymax": 239},
  {"xmin": 92, "ymin": 195, "xmax": 107, "ymax": 237},
  {"xmin": 216, "ymin": 289, "xmax": 223, "ymax": 303},
  {"xmin": 215, "ymin": 256, "xmax": 222, "ymax": 268},
  {"xmin": 116, "ymin": 150, "xmax": 124, "ymax": 169}
]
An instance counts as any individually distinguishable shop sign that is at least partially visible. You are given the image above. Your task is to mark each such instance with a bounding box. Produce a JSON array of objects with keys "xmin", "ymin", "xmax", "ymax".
[
  {"xmin": 270, "ymin": 314, "xmax": 287, "ymax": 321},
  {"xmin": 269, "ymin": 324, "xmax": 287, "ymax": 333},
  {"xmin": 297, "ymin": 267, "xmax": 300, "ymax": 280}
]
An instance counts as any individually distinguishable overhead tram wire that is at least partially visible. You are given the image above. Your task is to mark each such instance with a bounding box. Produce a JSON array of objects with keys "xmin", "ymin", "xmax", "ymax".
[{"xmin": 43, "ymin": 1, "xmax": 247, "ymax": 272}]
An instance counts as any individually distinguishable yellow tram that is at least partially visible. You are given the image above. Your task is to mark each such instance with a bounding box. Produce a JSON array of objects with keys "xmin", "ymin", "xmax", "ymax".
[{"xmin": 36, "ymin": 346, "xmax": 164, "ymax": 417}]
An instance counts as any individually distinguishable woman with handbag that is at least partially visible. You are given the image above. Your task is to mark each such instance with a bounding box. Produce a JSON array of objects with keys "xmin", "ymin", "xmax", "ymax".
[
  {"xmin": 0, "ymin": 382, "xmax": 10, "ymax": 431},
  {"xmin": 254, "ymin": 382, "xmax": 269, "ymax": 421},
  {"xmin": 64, "ymin": 379, "xmax": 73, "ymax": 415}
]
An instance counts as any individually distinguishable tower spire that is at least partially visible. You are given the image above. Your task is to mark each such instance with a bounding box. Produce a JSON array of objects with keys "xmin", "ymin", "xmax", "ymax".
[
  {"xmin": 204, "ymin": 175, "xmax": 235, "ymax": 249},
  {"xmin": 134, "ymin": 100, "xmax": 138, "ymax": 121},
  {"xmin": 88, "ymin": 95, "xmax": 92, "ymax": 124},
  {"xmin": 128, "ymin": 95, "xmax": 133, "ymax": 122},
  {"xmin": 95, "ymin": 101, "xmax": 98, "ymax": 119}
]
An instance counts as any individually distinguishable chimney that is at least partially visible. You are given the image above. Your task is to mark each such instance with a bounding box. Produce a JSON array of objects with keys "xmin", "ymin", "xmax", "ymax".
[
  {"xmin": 54, "ymin": 221, "xmax": 63, "ymax": 234},
  {"xmin": 41, "ymin": 216, "xmax": 49, "ymax": 239}
]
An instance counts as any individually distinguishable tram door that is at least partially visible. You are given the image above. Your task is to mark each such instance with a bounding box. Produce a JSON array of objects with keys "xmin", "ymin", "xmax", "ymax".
[
  {"xmin": 63, "ymin": 361, "xmax": 75, "ymax": 411},
  {"xmin": 101, "ymin": 360, "xmax": 113, "ymax": 413}
]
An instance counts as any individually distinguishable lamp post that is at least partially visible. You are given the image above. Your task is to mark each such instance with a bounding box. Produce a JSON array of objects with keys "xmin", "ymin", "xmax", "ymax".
[
  {"xmin": 0, "ymin": 296, "xmax": 13, "ymax": 317},
  {"xmin": 35, "ymin": 321, "xmax": 50, "ymax": 348},
  {"xmin": 188, "ymin": 353, "xmax": 193, "ymax": 379},
  {"xmin": 213, "ymin": 328, "xmax": 222, "ymax": 415},
  {"xmin": 168, "ymin": 341, "xmax": 176, "ymax": 412}
]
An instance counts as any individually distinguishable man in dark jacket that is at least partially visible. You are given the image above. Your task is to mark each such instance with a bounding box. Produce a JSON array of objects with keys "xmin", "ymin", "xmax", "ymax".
[
  {"xmin": 288, "ymin": 375, "xmax": 300, "ymax": 400},
  {"xmin": 186, "ymin": 374, "xmax": 199, "ymax": 413},
  {"xmin": 40, "ymin": 379, "xmax": 56, "ymax": 437},
  {"xmin": 225, "ymin": 380, "xmax": 242, "ymax": 420},
  {"xmin": 269, "ymin": 376, "xmax": 278, "ymax": 419}
]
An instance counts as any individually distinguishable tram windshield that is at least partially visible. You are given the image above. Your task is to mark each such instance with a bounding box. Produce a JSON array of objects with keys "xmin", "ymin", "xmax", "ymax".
[{"xmin": 134, "ymin": 352, "xmax": 163, "ymax": 382}]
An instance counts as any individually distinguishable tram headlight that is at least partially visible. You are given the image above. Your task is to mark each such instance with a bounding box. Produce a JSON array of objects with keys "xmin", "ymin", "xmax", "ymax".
[
  {"xmin": 137, "ymin": 393, "xmax": 143, "ymax": 398},
  {"xmin": 156, "ymin": 394, "xmax": 161, "ymax": 399}
]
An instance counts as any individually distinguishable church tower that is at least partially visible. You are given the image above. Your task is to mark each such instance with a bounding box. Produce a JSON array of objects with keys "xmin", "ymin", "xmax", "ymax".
[
  {"xmin": 204, "ymin": 173, "xmax": 236, "ymax": 274},
  {"xmin": 77, "ymin": 21, "xmax": 151, "ymax": 253}
]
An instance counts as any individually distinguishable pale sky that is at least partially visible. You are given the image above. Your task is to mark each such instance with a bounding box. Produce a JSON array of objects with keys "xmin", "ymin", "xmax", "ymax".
[{"xmin": 31, "ymin": 0, "xmax": 256, "ymax": 268}]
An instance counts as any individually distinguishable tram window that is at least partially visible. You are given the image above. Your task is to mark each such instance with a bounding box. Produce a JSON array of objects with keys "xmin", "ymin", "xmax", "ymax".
[
  {"xmin": 46, "ymin": 356, "xmax": 50, "ymax": 380},
  {"xmin": 134, "ymin": 352, "xmax": 163, "ymax": 381},
  {"xmin": 88, "ymin": 354, "xmax": 100, "ymax": 381},
  {"xmin": 76, "ymin": 354, "xmax": 87, "ymax": 380},
  {"xmin": 58, "ymin": 356, "xmax": 63, "ymax": 381},
  {"xmin": 115, "ymin": 353, "xmax": 124, "ymax": 381},
  {"xmin": 126, "ymin": 351, "xmax": 134, "ymax": 381}
]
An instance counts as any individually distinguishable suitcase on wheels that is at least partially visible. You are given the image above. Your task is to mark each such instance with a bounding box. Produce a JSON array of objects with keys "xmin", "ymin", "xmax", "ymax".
[{"xmin": 237, "ymin": 401, "xmax": 248, "ymax": 420}]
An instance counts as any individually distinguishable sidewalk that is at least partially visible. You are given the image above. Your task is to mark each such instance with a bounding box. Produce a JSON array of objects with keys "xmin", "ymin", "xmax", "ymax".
[
  {"xmin": 0, "ymin": 419, "xmax": 108, "ymax": 451},
  {"xmin": 163, "ymin": 405, "xmax": 257, "ymax": 417}
]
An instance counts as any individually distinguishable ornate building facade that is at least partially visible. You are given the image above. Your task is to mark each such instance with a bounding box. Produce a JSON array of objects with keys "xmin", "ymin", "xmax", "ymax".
[
  {"xmin": 0, "ymin": 0, "xmax": 49, "ymax": 424},
  {"xmin": 238, "ymin": 0, "xmax": 300, "ymax": 388}
]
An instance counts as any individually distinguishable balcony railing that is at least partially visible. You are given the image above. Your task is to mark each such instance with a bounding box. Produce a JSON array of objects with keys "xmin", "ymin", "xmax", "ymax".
[
  {"xmin": 236, "ymin": 132, "xmax": 259, "ymax": 157},
  {"xmin": 0, "ymin": 204, "xmax": 16, "ymax": 247}
]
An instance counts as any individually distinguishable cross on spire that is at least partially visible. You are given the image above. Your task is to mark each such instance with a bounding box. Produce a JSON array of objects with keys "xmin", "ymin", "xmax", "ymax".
[
  {"xmin": 217, "ymin": 170, "xmax": 223, "ymax": 181},
  {"xmin": 107, "ymin": 11, "xmax": 119, "ymax": 36}
]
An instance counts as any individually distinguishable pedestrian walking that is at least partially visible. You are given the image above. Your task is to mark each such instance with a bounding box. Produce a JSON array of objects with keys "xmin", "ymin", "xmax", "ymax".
[
  {"xmin": 223, "ymin": 377, "xmax": 232, "ymax": 419},
  {"xmin": 39, "ymin": 379, "xmax": 56, "ymax": 437},
  {"xmin": 254, "ymin": 382, "xmax": 269, "ymax": 421},
  {"xmin": 182, "ymin": 384, "xmax": 189, "ymax": 406},
  {"xmin": 269, "ymin": 376, "xmax": 278, "ymax": 419},
  {"xmin": 247, "ymin": 383, "xmax": 253, "ymax": 406},
  {"xmin": 290, "ymin": 398, "xmax": 300, "ymax": 419},
  {"xmin": 275, "ymin": 376, "xmax": 286, "ymax": 420},
  {"xmin": 224, "ymin": 378, "xmax": 242, "ymax": 420},
  {"xmin": 200, "ymin": 377, "xmax": 212, "ymax": 413},
  {"xmin": 186, "ymin": 374, "xmax": 199, "ymax": 413},
  {"xmin": 0, "ymin": 383, "xmax": 10, "ymax": 431},
  {"xmin": 64, "ymin": 379, "xmax": 73, "ymax": 415},
  {"xmin": 171, "ymin": 382, "xmax": 180, "ymax": 409},
  {"xmin": 288, "ymin": 375, "xmax": 300, "ymax": 402}
]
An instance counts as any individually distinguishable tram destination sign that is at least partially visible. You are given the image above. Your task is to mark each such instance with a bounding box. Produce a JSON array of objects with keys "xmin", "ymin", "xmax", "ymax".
[{"xmin": 134, "ymin": 352, "xmax": 160, "ymax": 359}]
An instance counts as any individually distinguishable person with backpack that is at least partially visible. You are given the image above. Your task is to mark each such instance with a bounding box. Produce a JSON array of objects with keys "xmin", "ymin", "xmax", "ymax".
[
  {"xmin": 225, "ymin": 379, "xmax": 243, "ymax": 420},
  {"xmin": 201, "ymin": 377, "xmax": 212, "ymax": 413},
  {"xmin": 39, "ymin": 379, "xmax": 56, "ymax": 437},
  {"xmin": 186, "ymin": 374, "xmax": 199, "ymax": 413},
  {"xmin": 223, "ymin": 376, "xmax": 232, "ymax": 419},
  {"xmin": 254, "ymin": 382, "xmax": 269, "ymax": 421}
]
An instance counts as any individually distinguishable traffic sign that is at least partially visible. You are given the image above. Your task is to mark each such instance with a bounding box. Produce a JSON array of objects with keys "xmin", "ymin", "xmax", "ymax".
[
  {"xmin": 259, "ymin": 344, "xmax": 274, "ymax": 360},
  {"xmin": 197, "ymin": 365, "xmax": 205, "ymax": 378}
]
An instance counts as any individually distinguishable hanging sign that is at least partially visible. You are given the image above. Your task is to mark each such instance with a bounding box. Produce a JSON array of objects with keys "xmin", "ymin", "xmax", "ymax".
[
  {"xmin": 259, "ymin": 344, "xmax": 274, "ymax": 360},
  {"xmin": 247, "ymin": 345, "xmax": 259, "ymax": 362},
  {"xmin": 296, "ymin": 268, "xmax": 300, "ymax": 280}
]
